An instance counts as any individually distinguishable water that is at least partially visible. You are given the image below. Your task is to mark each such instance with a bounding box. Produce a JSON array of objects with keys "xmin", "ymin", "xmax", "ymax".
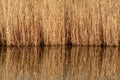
[{"xmin": 0, "ymin": 46, "xmax": 119, "ymax": 80}]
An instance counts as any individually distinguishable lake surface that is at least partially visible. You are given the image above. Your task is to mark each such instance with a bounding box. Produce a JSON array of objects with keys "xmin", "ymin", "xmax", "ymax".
[{"xmin": 0, "ymin": 46, "xmax": 120, "ymax": 80}]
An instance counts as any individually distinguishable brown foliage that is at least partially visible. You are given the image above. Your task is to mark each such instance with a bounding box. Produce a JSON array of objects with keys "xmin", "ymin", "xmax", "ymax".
[{"xmin": 0, "ymin": 0, "xmax": 120, "ymax": 46}]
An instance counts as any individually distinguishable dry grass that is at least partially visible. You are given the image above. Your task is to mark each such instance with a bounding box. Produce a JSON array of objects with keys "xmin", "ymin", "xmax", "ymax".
[{"xmin": 0, "ymin": 0, "xmax": 120, "ymax": 46}]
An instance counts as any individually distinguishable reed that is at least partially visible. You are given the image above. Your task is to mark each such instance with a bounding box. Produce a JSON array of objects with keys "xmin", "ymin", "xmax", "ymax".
[{"xmin": 0, "ymin": 0, "xmax": 120, "ymax": 46}]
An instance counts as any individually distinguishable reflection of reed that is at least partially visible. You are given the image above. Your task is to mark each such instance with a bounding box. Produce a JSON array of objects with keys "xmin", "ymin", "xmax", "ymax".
[{"xmin": 0, "ymin": 47, "xmax": 119, "ymax": 80}]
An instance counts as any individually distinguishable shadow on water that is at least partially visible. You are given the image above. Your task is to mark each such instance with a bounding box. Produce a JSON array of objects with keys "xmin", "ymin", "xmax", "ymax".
[{"xmin": 0, "ymin": 46, "xmax": 120, "ymax": 80}]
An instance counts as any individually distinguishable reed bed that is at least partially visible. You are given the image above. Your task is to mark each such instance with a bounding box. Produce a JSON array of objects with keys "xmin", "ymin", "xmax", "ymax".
[{"xmin": 0, "ymin": 0, "xmax": 120, "ymax": 46}]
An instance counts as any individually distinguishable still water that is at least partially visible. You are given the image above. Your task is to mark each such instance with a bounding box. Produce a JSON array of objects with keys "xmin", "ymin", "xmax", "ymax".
[{"xmin": 0, "ymin": 46, "xmax": 120, "ymax": 80}]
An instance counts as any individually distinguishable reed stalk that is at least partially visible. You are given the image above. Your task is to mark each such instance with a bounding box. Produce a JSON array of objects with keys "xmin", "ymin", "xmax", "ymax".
[{"xmin": 0, "ymin": 0, "xmax": 119, "ymax": 46}]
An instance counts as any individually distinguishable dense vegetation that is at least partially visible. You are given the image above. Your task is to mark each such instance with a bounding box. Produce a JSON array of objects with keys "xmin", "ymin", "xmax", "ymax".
[{"xmin": 0, "ymin": 0, "xmax": 119, "ymax": 46}]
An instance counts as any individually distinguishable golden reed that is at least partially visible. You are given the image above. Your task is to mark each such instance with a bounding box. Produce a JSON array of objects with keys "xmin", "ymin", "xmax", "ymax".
[{"xmin": 0, "ymin": 0, "xmax": 120, "ymax": 46}]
